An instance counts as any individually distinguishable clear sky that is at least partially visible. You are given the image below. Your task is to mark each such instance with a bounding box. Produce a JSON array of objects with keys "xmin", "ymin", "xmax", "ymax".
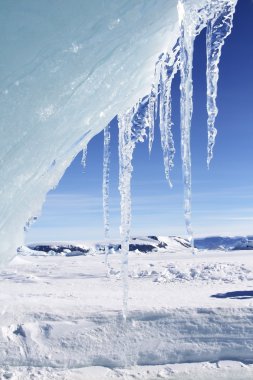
[{"xmin": 26, "ymin": 0, "xmax": 253, "ymax": 243}]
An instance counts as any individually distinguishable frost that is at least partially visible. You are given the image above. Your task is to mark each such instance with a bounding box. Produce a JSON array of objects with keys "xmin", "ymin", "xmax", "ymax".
[{"xmin": 206, "ymin": 1, "xmax": 236, "ymax": 167}]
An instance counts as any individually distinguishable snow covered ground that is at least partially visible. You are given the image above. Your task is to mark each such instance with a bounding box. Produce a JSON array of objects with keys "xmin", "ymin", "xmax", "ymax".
[{"xmin": 1, "ymin": 237, "xmax": 253, "ymax": 379}]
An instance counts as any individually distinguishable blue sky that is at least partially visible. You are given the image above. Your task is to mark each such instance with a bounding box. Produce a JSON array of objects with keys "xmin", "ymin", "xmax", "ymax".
[{"xmin": 26, "ymin": 0, "xmax": 253, "ymax": 243}]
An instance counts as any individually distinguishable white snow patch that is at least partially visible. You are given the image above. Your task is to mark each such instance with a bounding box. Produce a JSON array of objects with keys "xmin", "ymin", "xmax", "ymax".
[{"xmin": 0, "ymin": 247, "xmax": 253, "ymax": 375}]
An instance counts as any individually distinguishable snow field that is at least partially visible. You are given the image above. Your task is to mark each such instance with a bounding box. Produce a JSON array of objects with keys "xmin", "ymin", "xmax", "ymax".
[{"xmin": 0, "ymin": 246, "xmax": 253, "ymax": 378}]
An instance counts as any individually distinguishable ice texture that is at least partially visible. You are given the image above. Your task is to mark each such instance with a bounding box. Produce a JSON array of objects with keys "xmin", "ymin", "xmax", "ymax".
[
  {"xmin": 0, "ymin": 0, "xmax": 179, "ymax": 264},
  {"xmin": 206, "ymin": 1, "xmax": 236, "ymax": 168},
  {"xmin": 103, "ymin": 124, "xmax": 110, "ymax": 273}
]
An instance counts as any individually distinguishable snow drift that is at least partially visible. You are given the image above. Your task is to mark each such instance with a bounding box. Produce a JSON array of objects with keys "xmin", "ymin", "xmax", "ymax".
[{"xmin": 1, "ymin": 247, "xmax": 253, "ymax": 371}]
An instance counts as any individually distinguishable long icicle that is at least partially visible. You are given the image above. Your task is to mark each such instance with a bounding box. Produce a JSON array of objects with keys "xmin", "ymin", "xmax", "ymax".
[
  {"xmin": 148, "ymin": 58, "xmax": 162, "ymax": 155},
  {"xmin": 178, "ymin": 0, "xmax": 194, "ymax": 251},
  {"xmin": 118, "ymin": 110, "xmax": 135, "ymax": 320},
  {"xmin": 103, "ymin": 124, "xmax": 110, "ymax": 274},
  {"xmin": 159, "ymin": 44, "xmax": 179, "ymax": 187},
  {"xmin": 206, "ymin": 1, "xmax": 236, "ymax": 168}
]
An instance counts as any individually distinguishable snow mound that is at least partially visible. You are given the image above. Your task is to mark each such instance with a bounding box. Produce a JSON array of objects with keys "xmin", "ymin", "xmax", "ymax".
[{"xmin": 154, "ymin": 262, "xmax": 253, "ymax": 284}]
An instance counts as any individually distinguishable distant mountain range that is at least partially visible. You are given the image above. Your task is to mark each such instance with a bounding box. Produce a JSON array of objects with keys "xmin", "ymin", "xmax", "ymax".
[{"xmin": 18, "ymin": 235, "xmax": 253, "ymax": 257}]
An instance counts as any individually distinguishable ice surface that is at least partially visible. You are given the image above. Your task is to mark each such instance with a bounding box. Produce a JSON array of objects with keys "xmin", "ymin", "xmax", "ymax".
[{"xmin": 0, "ymin": 0, "xmax": 179, "ymax": 264}]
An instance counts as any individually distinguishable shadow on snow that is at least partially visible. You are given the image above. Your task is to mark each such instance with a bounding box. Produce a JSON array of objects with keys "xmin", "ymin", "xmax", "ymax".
[{"xmin": 211, "ymin": 290, "xmax": 253, "ymax": 300}]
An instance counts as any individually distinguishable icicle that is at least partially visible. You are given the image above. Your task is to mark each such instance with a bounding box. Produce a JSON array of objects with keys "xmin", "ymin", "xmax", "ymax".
[
  {"xmin": 148, "ymin": 58, "xmax": 162, "ymax": 154},
  {"xmin": 118, "ymin": 109, "xmax": 136, "ymax": 320},
  {"xmin": 81, "ymin": 145, "xmax": 88, "ymax": 171},
  {"xmin": 117, "ymin": 99, "xmax": 148, "ymax": 318},
  {"xmin": 159, "ymin": 44, "xmax": 180, "ymax": 187},
  {"xmin": 206, "ymin": 1, "xmax": 236, "ymax": 168},
  {"xmin": 178, "ymin": 0, "xmax": 194, "ymax": 250},
  {"xmin": 103, "ymin": 124, "xmax": 110, "ymax": 274},
  {"xmin": 132, "ymin": 96, "xmax": 149, "ymax": 142}
]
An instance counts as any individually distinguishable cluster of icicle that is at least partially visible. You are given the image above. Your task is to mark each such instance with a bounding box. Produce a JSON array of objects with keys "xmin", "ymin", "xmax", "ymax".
[
  {"xmin": 83, "ymin": 0, "xmax": 237, "ymax": 318},
  {"xmin": 177, "ymin": 0, "xmax": 236, "ymax": 248}
]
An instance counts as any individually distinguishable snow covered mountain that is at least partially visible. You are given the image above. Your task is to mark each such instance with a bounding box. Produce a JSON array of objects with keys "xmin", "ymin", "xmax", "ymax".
[
  {"xmin": 18, "ymin": 235, "xmax": 253, "ymax": 257},
  {"xmin": 19, "ymin": 236, "xmax": 190, "ymax": 256}
]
